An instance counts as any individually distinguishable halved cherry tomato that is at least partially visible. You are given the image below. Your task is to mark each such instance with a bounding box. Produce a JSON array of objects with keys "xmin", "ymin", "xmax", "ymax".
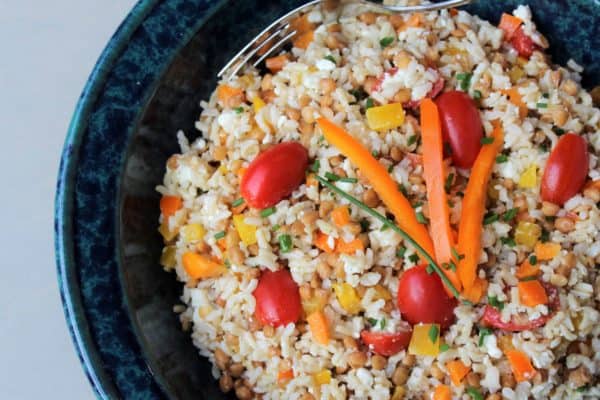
[
  {"xmin": 481, "ymin": 283, "xmax": 559, "ymax": 331},
  {"xmin": 397, "ymin": 264, "xmax": 457, "ymax": 329},
  {"xmin": 253, "ymin": 269, "xmax": 301, "ymax": 327},
  {"xmin": 541, "ymin": 133, "xmax": 589, "ymax": 205},
  {"xmin": 360, "ymin": 328, "xmax": 412, "ymax": 356},
  {"xmin": 241, "ymin": 142, "xmax": 309, "ymax": 209},
  {"xmin": 435, "ymin": 91, "xmax": 483, "ymax": 169},
  {"xmin": 510, "ymin": 27, "xmax": 537, "ymax": 58}
]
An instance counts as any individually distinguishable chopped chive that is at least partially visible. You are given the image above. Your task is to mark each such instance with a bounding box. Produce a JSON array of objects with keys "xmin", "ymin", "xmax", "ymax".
[
  {"xmin": 379, "ymin": 36, "xmax": 395, "ymax": 48},
  {"xmin": 366, "ymin": 98, "xmax": 375, "ymax": 109},
  {"xmin": 387, "ymin": 165, "xmax": 393, "ymax": 173},
  {"xmin": 272, "ymin": 224, "xmax": 281, "ymax": 231},
  {"xmin": 488, "ymin": 295, "xmax": 504, "ymax": 311},
  {"xmin": 396, "ymin": 247, "xmax": 407, "ymax": 258},
  {"xmin": 503, "ymin": 208, "xmax": 518, "ymax": 222},
  {"xmin": 310, "ymin": 159, "xmax": 320, "ymax": 173},
  {"xmin": 541, "ymin": 228, "xmax": 550, "ymax": 243},
  {"xmin": 260, "ymin": 207, "xmax": 276, "ymax": 218},
  {"xmin": 232, "ymin": 198, "xmax": 245, "ymax": 207},
  {"xmin": 496, "ymin": 154, "xmax": 508, "ymax": 163},
  {"xmin": 371, "ymin": 150, "xmax": 379, "ymax": 157},
  {"xmin": 318, "ymin": 135, "xmax": 325, "ymax": 143},
  {"xmin": 367, "ymin": 317, "xmax": 378, "ymax": 326},
  {"xmin": 501, "ymin": 237, "xmax": 516, "ymax": 247},
  {"xmin": 408, "ymin": 254, "xmax": 419, "ymax": 264},
  {"xmin": 426, "ymin": 264, "xmax": 434, "ymax": 274},
  {"xmin": 324, "ymin": 55, "xmax": 336, "ymax": 64},
  {"xmin": 456, "ymin": 72, "xmax": 473, "ymax": 91},
  {"xmin": 576, "ymin": 386, "xmax": 588, "ymax": 393},
  {"xmin": 398, "ymin": 183, "xmax": 408, "ymax": 196},
  {"xmin": 278, "ymin": 234, "xmax": 292, "ymax": 253},
  {"xmin": 439, "ymin": 343, "xmax": 450, "ymax": 352},
  {"xmin": 520, "ymin": 275, "xmax": 538, "ymax": 282},
  {"xmin": 483, "ymin": 212, "xmax": 499, "ymax": 225},
  {"xmin": 473, "ymin": 89, "xmax": 482, "ymax": 100},
  {"xmin": 214, "ymin": 231, "xmax": 226, "ymax": 239},
  {"xmin": 451, "ymin": 247, "xmax": 465, "ymax": 261},
  {"xmin": 428, "ymin": 324, "xmax": 439, "ymax": 343},
  {"xmin": 415, "ymin": 212, "xmax": 427, "ymax": 224},
  {"xmin": 380, "ymin": 318, "xmax": 387, "ymax": 330},
  {"xmin": 552, "ymin": 126, "xmax": 565, "ymax": 136},
  {"xmin": 338, "ymin": 177, "xmax": 358, "ymax": 183},
  {"xmin": 542, "ymin": 92, "xmax": 549, "ymax": 99},
  {"xmin": 444, "ymin": 172, "xmax": 454, "ymax": 194},
  {"xmin": 536, "ymin": 102, "xmax": 548, "ymax": 108},
  {"xmin": 349, "ymin": 88, "xmax": 368, "ymax": 101},
  {"xmin": 316, "ymin": 176, "xmax": 462, "ymax": 299},
  {"xmin": 234, "ymin": 106, "xmax": 244, "ymax": 114},
  {"xmin": 412, "ymin": 201, "xmax": 423, "ymax": 209},
  {"xmin": 448, "ymin": 261, "xmax": 457, "ymax": 271},
  {"xmin": 360, "ymin": 219, "xmax": 370, "ymax": 232},
  {"xmin": 407, "ymin": 135, "xmax": 417, "ymax": 146},
  {"xmin": 529, "ymin": 255, "xmax": 537, "ymax": 265},
  {"xmin": 481, "ymin": 137, "xmax": 494, "ymax": 145},
  {"xmin": 324, "ymin": 172, "xmax": 340, "ymax": 181},
  {"xmin": 466, "ymin": 387, "xmax": 484, "ymax": 400},
  {"xmin": 224, "ymin": 259, "xmax": 231, "ymax": 267},
  {"xmin": 380, "ymin": 224, "xmax": 390, "ymax": 231},
  {"xmin": 478, "ymin": 327, "xmax": 492, "ymax": 346}
]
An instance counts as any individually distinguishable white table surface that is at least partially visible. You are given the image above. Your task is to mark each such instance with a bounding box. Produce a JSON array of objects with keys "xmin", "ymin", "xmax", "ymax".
[{"xmin": 0, "ymin": 1, "xmax": 137, "ymax": 398}]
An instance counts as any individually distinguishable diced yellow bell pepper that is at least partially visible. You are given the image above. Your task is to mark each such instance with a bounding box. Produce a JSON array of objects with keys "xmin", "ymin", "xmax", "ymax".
[
  {"xmin": 509, "ymin": 66, "xmax": 525, "ymax": 83},
  {"xmin": 182, "ymin": 223, "xmax": 206, "ymax": 243},
  {"xmin": 519, "ymin": 165, "xmax": 537, "ymax": 188},
  {"xmin": 408, "ymin": 323, "xmax": 440, "ymax": 356},
  {"xmin": 253, "ymin": 96, "xmax": 266, "ymax": 113},
  {"xmin": 158, "ymin": 222, "xmax": 179, "ymax": 242},
  {"xmin": 218, "ymin": 165, "xmax": 228, "ymax": 174},
  {"xmin": 332, "ymin": 283, "xmax": 362, "ymax": 314},
  {"xmin": 160, "ymin": 245, "xmax": 177, "ymax": 269},
  {"xmin": 313, "ymin": 369, "xmax": 331, "ymax": 385},
  {"xmin": 372, "ymin": 284, "xmax": 392, "ymax": 301},
  {"xmin": 233, "ymin": 214, "xmax": 257, "ymax": 246},
  {"xmin": 366, "ymin": 103, "xmax": 405, "ymax": 131},
  {"xmin": 514, "ymin": 221, "xmax": 541, "ymax": 248}
]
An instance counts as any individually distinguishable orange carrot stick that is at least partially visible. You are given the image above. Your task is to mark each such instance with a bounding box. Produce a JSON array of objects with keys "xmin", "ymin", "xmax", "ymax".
[
  {"xmin": 499, "ymin": 13, "xmax": 523, "ymax": 40},
  {"xmin": 462, "ymin": 277, "xmax": 488, "ymax": 304},
  {"xmin": 317, "ymin": 117, "xmax": 434, "ymax": 260},
  {"xmin": 420, "ymin": 99, "xmax": 462, "ymax": 294},
  {"xmin": 506, "ymin": 349, "xmax": 537, "ymax": 382},
  {"xmin": 457, "ymin": 125, "xmax": 504, "ymax": 290},
  {"xmin": 160, "ymin": 195, "xmax": 183, "ymax": 218}
]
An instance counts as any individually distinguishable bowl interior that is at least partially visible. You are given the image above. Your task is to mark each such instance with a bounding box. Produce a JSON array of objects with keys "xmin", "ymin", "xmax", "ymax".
[{"xmin": 118, "ymin": 1, "xmax": 599, "ymax": 399}]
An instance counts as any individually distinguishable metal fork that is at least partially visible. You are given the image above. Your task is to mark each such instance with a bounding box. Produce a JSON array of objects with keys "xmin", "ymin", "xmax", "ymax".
[{"xmin": 217, "ymin": 0, "xmax": 472, "ymax": 81}]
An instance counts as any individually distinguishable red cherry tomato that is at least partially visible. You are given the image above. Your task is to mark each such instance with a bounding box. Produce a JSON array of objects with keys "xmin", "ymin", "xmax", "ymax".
[
  {"xmin": 511, "ymin": 27, "xmax": 536, "ymax": 58},
  {"xmin": 253, "ymin": 269, "xmax": 301, "ymax": 327},
  {"xmin": 435, "ymin": 91, "xmax": 483, "ymax": 169},
  {"xmin": 541, "ymin": 133, "xmax": 589, "ymax": 205},
  {"xmin": 360, "ymin": 327, "xmax": 412, "ymax": 356},
  {"xmin": 397, "ymin": 264, "xmax": 457, "ymax": 329},
  {"xmin": 241, "ymin": 142, "xmax": 309, "ymax": 209}
]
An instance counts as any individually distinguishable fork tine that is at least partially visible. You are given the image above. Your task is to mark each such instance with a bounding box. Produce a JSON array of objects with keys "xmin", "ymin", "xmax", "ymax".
[{"xmin": 218, "ymin": 0, "xmax": 323, "ymax": 80}]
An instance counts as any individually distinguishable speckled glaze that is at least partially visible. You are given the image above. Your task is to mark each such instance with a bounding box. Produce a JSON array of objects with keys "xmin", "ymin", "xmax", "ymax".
[{"xmin": 55, "ymin": 1, "xmax": 599, "ymax": 399}]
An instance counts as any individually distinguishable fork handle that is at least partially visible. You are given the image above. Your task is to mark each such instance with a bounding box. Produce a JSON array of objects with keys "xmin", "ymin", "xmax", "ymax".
[{"xmin": 358, "ymin": 0, "xmax": 472, "ymax": 13}]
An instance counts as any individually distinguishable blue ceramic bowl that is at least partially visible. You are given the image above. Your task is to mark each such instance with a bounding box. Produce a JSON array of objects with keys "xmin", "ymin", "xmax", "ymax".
[{"xmin": 55, "ymin": 1, "xmax": 600, "ymax": 398}]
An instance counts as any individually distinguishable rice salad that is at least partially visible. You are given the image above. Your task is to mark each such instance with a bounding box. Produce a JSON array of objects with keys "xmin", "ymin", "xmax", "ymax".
[{"xmin": 156, "ymin": 1, "xmax": 600, "ymax": 399}]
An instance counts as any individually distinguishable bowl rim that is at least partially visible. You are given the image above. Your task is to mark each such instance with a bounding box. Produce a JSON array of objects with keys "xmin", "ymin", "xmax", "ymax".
[{"xmin": 54, "ymin": 0, "xmax": 170, "ymax": 397}]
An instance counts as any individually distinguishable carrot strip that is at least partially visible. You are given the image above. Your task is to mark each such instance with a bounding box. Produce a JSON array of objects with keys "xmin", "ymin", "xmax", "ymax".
[
  {"xmin": 331, "ymin": 206, "xmax": 351, "ymax": 227},
  {"xmin": 534, "ymin": 242, "xmax": 561, "ymax": 261},
  {"xmin": 499, "ymin": 13, "xmax": 523, "ymax": 40},
  {"xmin": 433, "ymin": 385, "xmax": 451, "ymax": 400},
  {"xmin": 315, "ymin": 232, "xmax": 335, "ymax": 253},
  {"xmin": 307, "ymin": 311, "xmax": 330, "ymax": 345},
  {"xmin": 182, "ymin": 252, "xmax": 226, "ymax": 280},
  {"xmin": 336, "ymin": 238, "xmax": 364, "ymax": 254},
  {"xmin": 518, "ymin": 280, "xmax": 548, "ymax": 307},
  {"xmin": 462, "ymin": 277, "xmax": 488, "ymax": 304},
  {"xmin": 515, "ymin": 259, "xmax": 540, "ymax": 279},
  {"xmin": 446, "ymin": 360, "xmax": 470, "ymax": 385},
  {"xmin": 457, "ymin": 125, "xmax": 504, "ymax": 290},
  {"xmin": 317, "ymin": 118, "xmax": 434, "ymax": 260},
  {"xmin": 266, "ymin": 55, "xmax": 289, "ymax": 73},
  {"xmin": 421, "ymin": 99, "xmax": 462, "ymax": 294},
  {"xmin": 506, "ymin": 349, "xmax": 537, "ymax": 382},
  {"xmin": 160, "ymin": 195, "xmax": 183, "ymax": 218}
]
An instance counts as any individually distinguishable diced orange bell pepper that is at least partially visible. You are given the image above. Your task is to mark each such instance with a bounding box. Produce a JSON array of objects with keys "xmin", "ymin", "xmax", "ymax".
[
  {"xmin": 331, "ymin": 206, "xmax": 351, "ymax": 227},
  {"xmin": 446, "ymin": 360, "xmax": 470, "ymax": 385},
  {"xmin": 433, "ymin": 385, "xmax": 451, "ymax": 400},
  {"xmin": 336, "ymin": 238, "xmax": 364, "ymax": 254},
  {"xmin": 534, "ymin": 242, "xmax": 561, "ymax": 261},
  {"xmin": 506, "ymin": 349, "xmax": 537, "ymax": 382},
  {"xmin": 160, "ymin": 195, "xmax": 183, "ymax": 218},
  {"xmin": 315, "ymin": 232, "xmax": 335, "ymax": 253},
  {"xmin": 518, "ymin": 280, "xmax": 548, "ymax": 307},
  {"xmin": 307, "ymin": 311, "xmax": 330, "ymax": 345},
  {"xmin": 515, "ymin": 259, "xmax": 540, "ymax": 279}
]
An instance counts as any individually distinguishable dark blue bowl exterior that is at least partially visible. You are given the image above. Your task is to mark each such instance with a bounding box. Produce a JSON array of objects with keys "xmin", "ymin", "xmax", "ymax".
[{"xmin": 56, "ymin": 1, "xmax": 600, "ymax": 399}]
